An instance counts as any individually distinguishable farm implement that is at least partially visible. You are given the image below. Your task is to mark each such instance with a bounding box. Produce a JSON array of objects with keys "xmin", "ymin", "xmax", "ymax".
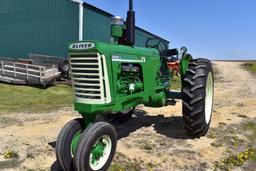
[{"xmin": 56, "ymin": 1, "xmax": 214, "ymax": 170}]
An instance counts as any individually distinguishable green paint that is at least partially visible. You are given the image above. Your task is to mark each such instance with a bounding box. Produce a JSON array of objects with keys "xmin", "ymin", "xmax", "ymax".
[
  {"xmin": 71, "ymin": 131, "xmax": 82, "ymax": 156},
  {"xmin": 90, "ymin": 140, "xmax": 106, "ymax": 165},
  {"xmin": 70, "ymin": 115, "xmax": 96, "ymax": 156},
  {"xmin": 180, "ymin": 54, "xmax": 193, "ymax": 76},
  {"xmin": 68, "ymin": 40, "xmax": 190, "ymax": 122},
  {"xmin": 111, "ymin": 25, "xmax": 123, "ymax": 39},
  {"xmin": 81, "ymin": 113, "xmax": 97, "ymax": 128},
  {"xmin": 69, "ymin": 41, "xmax": 169, "ymax": 115},
  {"xmin": 145, "ymin": 91, "xmax": 166, "ymax": 107}
]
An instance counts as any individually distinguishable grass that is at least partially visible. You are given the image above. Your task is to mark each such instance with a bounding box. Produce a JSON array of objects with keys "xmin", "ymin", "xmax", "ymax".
[
  {"xmin": 0, "ymin": 83, "xmax": 73, "ymax": 114},
  {"xmin": 109, "ymin": 162, "xmax": 141, "ymax": 171},
  {"xmin": 0, "ymin": 159, "xmax": 22, "ymax": 169},
  {"xmin": 170, "ymin": 76, "xmax": 181, "ymax": 90},
  {"xmin": 242, "ymin": 62, "xmax": 256, "ymax": 74},
  {"xmin": 212, "ymin": 63, "xmax": 223, "ymax": 83},
  {"xmin": 243, "ymin": 121, "xmax": 256, "ymax": 143},
  {"xmin": 0, "ymin": 116, "xmax": 22, "ymax": 128}
]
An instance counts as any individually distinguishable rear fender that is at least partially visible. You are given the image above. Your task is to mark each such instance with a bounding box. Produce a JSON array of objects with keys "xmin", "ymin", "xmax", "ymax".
[{"xmin": 180, "ymin": 54, "xmax": 193, "ymax": 76}]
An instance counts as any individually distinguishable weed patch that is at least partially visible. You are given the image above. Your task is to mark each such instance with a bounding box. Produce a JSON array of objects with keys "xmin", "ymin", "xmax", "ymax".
[
  {"xmin": 213, "ymin": 120, "xmax": 256, "ymax": 170},
  {"xmin": 3, "ymin": 150, "xmax": 19, "ymax": 159},
  {"xmin": 0, "ymin": 159, "xmax": 22, "ymax": 169},
  {"xmin": 170, "ymin": 76, "xmax": 181, "ymax": 90},
  {"xmin": 214, "ymin": 148, "xmax": 256, "ymax": 170},
  {"xmin": 242, "ymin": 63, "xmax": 256, "ymax": 75},
  {"xmin": 0, "ymin": 116, "xmax": 23, "ymax": 128},
  {"xmin": 109, "ymin": 161, "xmax": 141, "ymax": 171},
  {"xmin": 110, "ymin": 152, "xmax": 141, "ymax": 171},
  {"xmin": 243, "ymin": 121, "xmax": 256, "ymax": 143}
]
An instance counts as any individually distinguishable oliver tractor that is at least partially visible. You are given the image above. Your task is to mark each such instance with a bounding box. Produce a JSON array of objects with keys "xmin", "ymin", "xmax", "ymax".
[{"xmin": 55, "ymin": 1, "xmax": 214, "ymax": 170}]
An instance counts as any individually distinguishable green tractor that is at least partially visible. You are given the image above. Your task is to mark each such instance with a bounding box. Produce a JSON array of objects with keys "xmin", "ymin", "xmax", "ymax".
[{"xmin": 55, "ymin": 1, "xmax": 214, "ymax": 170}]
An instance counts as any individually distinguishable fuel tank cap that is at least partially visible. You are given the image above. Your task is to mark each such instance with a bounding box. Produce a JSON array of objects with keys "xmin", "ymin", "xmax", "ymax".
[{"xmin": 111, "ymin": 16, "xmax": 124, "ymax": 26}]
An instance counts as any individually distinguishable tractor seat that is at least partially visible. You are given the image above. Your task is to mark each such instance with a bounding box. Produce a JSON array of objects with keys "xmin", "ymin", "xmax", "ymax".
[{"xmin": 161, "ymin": 49, "xmax": 179, "ymax": 62}]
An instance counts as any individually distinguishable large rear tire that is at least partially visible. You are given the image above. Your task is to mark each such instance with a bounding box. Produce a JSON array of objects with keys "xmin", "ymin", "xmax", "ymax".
[
  {"xmin": 182, "ymin": 58, "xmax": 214, "ymax": 137},
  {"xmin": 55, "ymin": 118, "xmax": 84, "ymax": 171}
]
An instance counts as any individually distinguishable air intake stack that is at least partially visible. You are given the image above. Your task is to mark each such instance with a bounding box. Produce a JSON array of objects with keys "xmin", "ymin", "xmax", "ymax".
[{"xmin": 126, "ymin": 0, "xmax": 135, "ymax": 46}]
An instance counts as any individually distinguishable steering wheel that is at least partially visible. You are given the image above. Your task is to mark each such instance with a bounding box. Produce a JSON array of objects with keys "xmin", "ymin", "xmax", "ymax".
[{"xmin": 145, "ymin": 38, "xmax": 168, "ymax": 53}]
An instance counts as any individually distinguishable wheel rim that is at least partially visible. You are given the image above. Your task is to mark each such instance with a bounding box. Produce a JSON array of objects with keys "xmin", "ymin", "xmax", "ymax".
[
  {"xmin": 63, "ymin": 64, "xmax": 70, "ymax": 72},
  {"xmin": 70, "ymin": 131, "xmax": 82, "ymax": 157},
  {"xmin": 89, "ymin": 135, "xmax": 112, "ymax": 170},
  {"xmin": 205, "ymin": 72, "xmax": 213, "ymax": 124}
]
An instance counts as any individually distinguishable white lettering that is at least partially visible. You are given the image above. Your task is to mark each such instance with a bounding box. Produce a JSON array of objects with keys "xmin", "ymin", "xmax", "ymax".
[{"xmin": 69, "ymin": 42, "xmax": 95, "ymax": 50}]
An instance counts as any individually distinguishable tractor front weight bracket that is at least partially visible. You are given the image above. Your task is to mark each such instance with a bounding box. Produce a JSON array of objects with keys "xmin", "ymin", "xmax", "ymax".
[{"xmin": 81, "ymin": 113, "xmax": 98, "ymax": 128}]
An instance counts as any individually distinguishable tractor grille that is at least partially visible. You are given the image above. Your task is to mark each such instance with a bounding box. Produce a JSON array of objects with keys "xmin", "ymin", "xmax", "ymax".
[{"xmin": 69, "ymin": 53, "xmax": 111, "ymax": 104}]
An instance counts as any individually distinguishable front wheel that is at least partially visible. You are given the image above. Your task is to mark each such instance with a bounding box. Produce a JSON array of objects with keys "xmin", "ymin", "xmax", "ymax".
[
  {"xmin": 74, "ymin": 122, "xmax": 117, "ymax": 171},
  {"xmin": 55, "ymin": 118, "xmax": 84, "ymax": 171},
  {"xmin": 182, "ymin": 58, "xmax": 214, "ymax": 137}
]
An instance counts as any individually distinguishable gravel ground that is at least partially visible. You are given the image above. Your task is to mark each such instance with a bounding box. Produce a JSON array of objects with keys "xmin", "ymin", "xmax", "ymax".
[{"xmin": 0, "ymin": 62, "xmax": 255, "ymax": 171}]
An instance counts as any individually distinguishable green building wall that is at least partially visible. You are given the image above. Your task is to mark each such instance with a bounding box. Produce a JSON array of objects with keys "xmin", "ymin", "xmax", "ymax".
[
  {"xmin": 0, "ymin": 0, "xmax": 168, "ymax": 58},
  {"xmin": 83, "ymin": 4, "xmax": 169, "ymax": 48},
  {"xmin": 0, "ymin": 0, "xmax": 79, "ymax": 58}
]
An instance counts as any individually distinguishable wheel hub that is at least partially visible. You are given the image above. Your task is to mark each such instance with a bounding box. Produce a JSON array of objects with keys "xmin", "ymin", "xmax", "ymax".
[{"xmin": 90, "ymin": 135, "xmax": 112, "ymax": 170}]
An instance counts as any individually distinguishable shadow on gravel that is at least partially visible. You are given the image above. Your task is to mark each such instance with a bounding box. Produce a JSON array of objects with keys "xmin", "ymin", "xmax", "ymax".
[
  {"xmin": 49, "ymin": 109, "xmax": 192, "ymax": 170},
  {"xmin": 114, "ymin": 109, "xmax": 192, "ymax": 140}
]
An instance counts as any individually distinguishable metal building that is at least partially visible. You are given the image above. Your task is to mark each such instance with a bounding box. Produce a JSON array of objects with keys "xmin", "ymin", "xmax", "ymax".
[{"xmin": 0, "ymin": 0, "xmax": 169, "ymax": 58}]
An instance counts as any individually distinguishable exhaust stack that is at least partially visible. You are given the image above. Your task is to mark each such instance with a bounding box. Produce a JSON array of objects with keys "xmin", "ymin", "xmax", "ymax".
[{"xmin": 126, "ymin": 0, "xmax": 135, "ymax": 46}]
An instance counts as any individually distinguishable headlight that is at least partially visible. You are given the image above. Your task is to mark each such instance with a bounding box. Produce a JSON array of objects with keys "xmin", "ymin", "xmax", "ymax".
[{"xmin": 180, "ymin": 46, "xmax": 188, "ymax": 55}]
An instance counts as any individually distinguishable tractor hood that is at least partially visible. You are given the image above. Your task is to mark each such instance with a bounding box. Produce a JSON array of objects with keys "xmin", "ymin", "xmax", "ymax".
[
  {"xmin": 68, "ymin": 41, "xmax": 162, "ymax": 114},
  {"xmin": 68, "ymin": 41, "xmax": 160, "ymax": 58}
]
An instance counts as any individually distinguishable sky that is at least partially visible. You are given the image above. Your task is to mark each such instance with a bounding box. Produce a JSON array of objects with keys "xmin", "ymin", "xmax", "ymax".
[{"xmin": 85, "ymin": 0, "xmax": 256, "ymax": 60}]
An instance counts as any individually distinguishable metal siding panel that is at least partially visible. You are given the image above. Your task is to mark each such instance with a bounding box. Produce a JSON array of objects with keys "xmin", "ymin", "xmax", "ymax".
[
  {"xmin": 0, "ymin": 0, "xmax": 79, "ymax": 58},
  {"xmin": 83, "ymin": 6, "xmax": 111, "ymax": 43},
  {"xmin": 83, "ymin": 5, "xmax": 168, "ymax": 47},
  {"xmin": 135, "ymin": 29, "xmax": 153, "ymax": 47},
  {"xmin": 0, "ymin": 1, "xmax": 168, "ymax": 58}
]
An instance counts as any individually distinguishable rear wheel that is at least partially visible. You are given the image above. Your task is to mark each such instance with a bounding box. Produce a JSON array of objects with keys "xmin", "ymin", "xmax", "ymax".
[
  {"xmin": 182, "ymin": 58, "xmax": 214, "ymax": 137},
  {"xmin": 58, "ymin": 60, "xmax": 70, "ymax": 79},
  {"xmin": 74, "ymin": 122, "xmax": 117, "ymax": 171},
  {"xmin": 56, "ymin": 118, "xmax": 84, "ymax": 171}
]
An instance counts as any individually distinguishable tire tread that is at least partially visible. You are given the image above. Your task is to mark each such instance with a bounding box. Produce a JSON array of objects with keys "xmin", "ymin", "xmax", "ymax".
[{"xmin": 182, "ymin": 58, "xmax": 214, "ymax": 137}]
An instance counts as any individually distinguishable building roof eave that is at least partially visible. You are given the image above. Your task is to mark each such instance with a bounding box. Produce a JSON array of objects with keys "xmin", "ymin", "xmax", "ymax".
[{"xmin": 70, "ymin": 0, "xmax": 83, "ymax": 4}]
